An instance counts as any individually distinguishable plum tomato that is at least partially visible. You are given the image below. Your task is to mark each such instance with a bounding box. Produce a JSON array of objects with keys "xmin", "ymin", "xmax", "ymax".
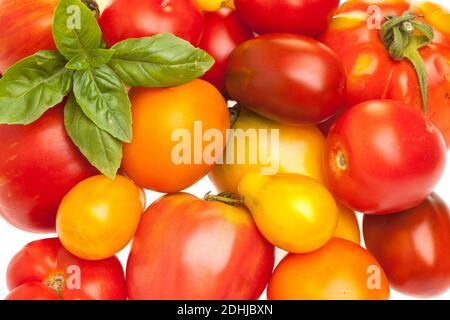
[
  {"xmin": 324, "ymin": 100, "xmax": 447, "ymax": 214},
  {"xmin": 238, "ymin": 173, "xmax": 338, "ymax": 253},
  {"xmin": 56, "ymin": 175, "xmax": 143, "ymax": 260},
  {"xmin": 6, "ymin": 238, "xmax": 126, "ymax": 300},
  {"xmin": 234, "ymin": 0, "xmax": 340, "ymax": 36},
  {"xmin": 363, "ymin": 193, "xmax": 450, "ymax": 298},
  {"xmin": 0, "ymin": 104, "xmax": 97, "ymax": 233},
  {"xmin": 122, "ymin": 79, "xmax": 230, "ymax": 193},
  {"xmin": 334, "ymin": 203, "xmax": 361, "ymax": 245},
  {"xmin": 98, "ymin": 0, "xmax": 204, "ymax": 47},
  {"xmin": 226, "ymin": 34, "xmax": 346, "ymax": 125},
  {"xmin": 268, "ymin": 238, "xmax": 390, "ymax": 300},
  {"xmin": 199, "ymin": 8, "xmax": 253, "ymax": 95},
  {"xmin": 126, "ymin": 193, "xmax": 275, "ymax": 300}
]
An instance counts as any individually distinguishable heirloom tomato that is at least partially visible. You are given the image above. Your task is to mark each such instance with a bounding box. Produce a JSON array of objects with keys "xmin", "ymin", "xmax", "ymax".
[
  {"xmin": 363, "ymin": 193, "xmax": 450, "ymax": 298},
  {"xmin": 0, "ymin": 105, "xmax": 97, "ymax": 233},
  {"xmin": 126, "ymin": 193, "xmax": 275, "ymax": 300},
  {"xmin": 324, "ymin": 100, "xmax": 446, "ymax": 214},
  {"xmin": 268, "ymin": 238, "xmax": 390, "ymax": 300},
  {"xmin": 226, "ymin": 34, "xmax": 346, "ymax": 125},
  {"xmin": 6, "ymin": 238, "xmax": 126, "ymax": 300}
]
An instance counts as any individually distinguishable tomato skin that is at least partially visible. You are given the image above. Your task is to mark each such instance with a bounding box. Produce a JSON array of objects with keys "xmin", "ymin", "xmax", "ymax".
[
  {"xmin": 268, "ymin": 238, "xmax": 390, "ymax": 300},
  {"xmin": 324, "ymin": 100, "xmax": 447, "ymax": 215},
  {"xmin": 334, "ymin": 203, "xmax": 361, "ymax": 245},
  {"xmin": 363, "ymin": 193, "xmax": 450, "ymax": 298},
  {"xmin": 126, "ymin": 193, "xmax": 275, "ymax": 300},
  {"xmin": 6, "ymin": 238, "xmax": 126, "ymax": 300},
  {"xmin": 226, "ymin": 34, "xmax": 346, "ymax": 125},
  {"xmin": 98, "ymin": 0, "xmax": 204, "ymax": 47},
  {"xmin": 199, "ymin": 8, "xmax": 253, "ymax": 95},
  {"xmin": 123, "ymin": 79, "xmax": 230, "ymax": 193},
  {"xmin": 0, "ymin": 105, "xmax": 97, "ymax": 233},
  {"xmin": 234, "ymin": 0, "xmax": 339, "ymax": 36},
  {"xmin": 0, "ymin": 0, "xmax": 58, "ymax": 73}
]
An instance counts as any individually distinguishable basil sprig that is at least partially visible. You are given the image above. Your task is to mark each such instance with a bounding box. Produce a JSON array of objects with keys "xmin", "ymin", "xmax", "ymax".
[{"xmin": 0, "ymin": 0, "xmax": 214, "ymax": 178}]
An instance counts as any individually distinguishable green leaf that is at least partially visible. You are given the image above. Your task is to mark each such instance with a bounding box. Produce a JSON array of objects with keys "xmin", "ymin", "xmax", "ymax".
[
  {"xmin": 66, "ymin": 54, "xmax": 90, "ymax": 70},
  {"xmin": 0, "ymin": 51, "xmax": 73, "ymax": 124},
  {"xmin": 52, "ymin": 0, "xmax": 102, "ymax": 60},
  {"xmin": 66, "ymin": 49, "xmax": 115, "ymax": 70},
  {"xmin": 64, "ymin": 94, "xmax": 122, "ymax": 178},
  {"xmin": 73, "ymin": 64, "xmax": 132, "ymax": 143},
  {"xmin": 109, "ymin": 33, "xmax": 215, "ymax": 87}
]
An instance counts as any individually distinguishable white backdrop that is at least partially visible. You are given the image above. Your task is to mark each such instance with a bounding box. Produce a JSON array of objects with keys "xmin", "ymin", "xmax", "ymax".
[{"xmin": 0, "ymin": 0, "xmax": 449, "ymax": 300}]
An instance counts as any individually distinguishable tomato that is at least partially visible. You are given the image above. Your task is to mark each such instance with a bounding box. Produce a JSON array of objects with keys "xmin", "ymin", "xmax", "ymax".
[
  {"xmin": 0, "ymin": 0, "xmax": 57, "ymax": 73},
  {"xmin": 126, "ymin": 193, "xmax": 274, "ymax": 300},
  {"xmin": 56, "ymin": 175, "xmax": 143, "ymax": 260},
  {"xmin": 209, "ymin": 108, "xmax": 326, "ymax": 193},
  {"xmin": 238, "ymin": 173, "xmax": 338, "ymax": 253},
  {"xmin": 234, "ymin": 0, "xmax": 339, "ymax": 36},
  {"xmin": 226, "ymin": 34, "xmax": 346, "ymax": 125},
  {"xmin": 268, "ymin": 238, "xmax": 390, "ymax": 300},
  {"xmin": 196, "ymin": 0, "xmax": 235, "ymax": 11},
  {"xmin": 363, "ymin": 193, "xmax": 450, "ymax": 298},
  {"xmin": 6, "ymin": 238, "xmax": 126, "ymax": 300},
  {"xmin": 319, "ymin": 0, "xmax": 450, "ymax": 147},
  {"xmin": 334, "ymin": 203, "xmax": 361, "ymax": 244},
  {"xmin": 122, "ymin": 79, "xmax": 230, "ymax": 193},
  {"xmin": 0, "ymin": 105, "xmax": 97, "ymax": 233},
  {"xmin": 98, "ymin": 0, "xmax": 204, "ymax": 47},
  {"xmin": 199, "ymin": 8, "xmax": 253, "ymax": 95},
  {"xmin": 324, "ymin": 100, "xmax": 447, "ymax": 215}
]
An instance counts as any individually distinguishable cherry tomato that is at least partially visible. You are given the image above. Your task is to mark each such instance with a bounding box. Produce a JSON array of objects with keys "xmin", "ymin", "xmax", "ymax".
[
  {"xmin": 226, "ymin": 34, "xmax": 346, "ymax": 125},
  {"xmin": 98, "ymin": 0, "xmax": 204, "ymax": 47},
  {"xmin": 122, "ymin": 79, "xmax": 230, "ymax": 193},
  {"xmin": 238, "ymin": 173, "xmax": 338, "ymax": 253},
  {"xmin": 6, "ymin": 238, "xmax": 126, "ymax": 300},
  {"xmin": 268, "ymin": 238, "xmax": 390, "ymax": 300},
  {"xmin": 199, "ymin": 8, "xmax": 253, "ymax": 95},
  {"xmin": 324, "ymin": 100, "xmax": 446, "ymax": 215},
  {"xmin": 319, "ymin": 0, "xmax": 450, "ymax": 147},
  {"xmin": 126, "ymin": 193, "xmax": 274, "ymax": 300},
  {"xmin": 234, "ymin": 0, "xmax": 339, "ymax": 36},
  {"xmin": 363, "ymin": 193, "xmax": 450, "ymax": 298},
  {"xmin": 0, "ymin": 105, "xmax": 97, "ymax": 233},
  {"xmin": 56, "ymin": 175, "xmax": 143, "ymax": 260}
]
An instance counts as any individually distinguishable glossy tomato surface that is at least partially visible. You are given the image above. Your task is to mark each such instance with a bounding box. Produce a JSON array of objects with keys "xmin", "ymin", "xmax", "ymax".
[
  {"xmin": 363, "ymin": 193, "xmax": 450, "ymax": 298},
  {"xmin": 199, "ymin": 8, "xmax": 253, "ymax": 95},
  {"xmin": 6, "ymin": 238, "xmax": 126, "ymax": 300},
  {"xmin": 99, "ymin": 0, "xmax": 204, "ymax": 47},
  {"xmin": 226, "ymin": 34, "xmax": 346, "ymax": 125},
  {"xmin": 234, "ymin": 0, "xmax": 339, "ymax": 36},
  {"xmin": 0, "ymin": 105, "xmax": 97, "ymax": 233},
  {"xmin": 126, "ymin": 193, "xmax": 275, "ymax": 300},
  {"xmin": 324, "ymin": 100, "xmax": 446, "ymax": 214}
]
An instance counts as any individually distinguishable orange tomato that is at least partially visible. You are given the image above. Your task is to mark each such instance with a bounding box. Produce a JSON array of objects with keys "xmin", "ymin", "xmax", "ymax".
[
  {"xmin": 123, "ymin": 79, "xmax": 230, "ymax": 193},
  {"xmin": 334, "ymin": 203, "xmax": 361, "ymax": 244},
  {"xmin": 268, "ymin": 238, "xmax": 390, "ymax": 300}
]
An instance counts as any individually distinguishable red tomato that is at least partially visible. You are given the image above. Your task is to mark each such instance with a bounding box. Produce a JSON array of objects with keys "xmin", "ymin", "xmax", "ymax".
[
  {"xmin": 363, "ymin": 193, "xmax": 450, "ymax": 298},
  {"xmin": 324, "ymin": 100, "xmax": 446, "ymax": 215},
  {"xmin": 6, "ymin": 238, "xmax": 126, "ymax": 300},
  {"xmin": 98, "ymin": 0, "xmax": 204, "ymax": 47},
  {"xmin": 0, "ymin": 105, "xmax": 97, "ymax": 233},
  {"xmin": 126, "ymin": 193, "xmax": 275, "ymax": 300},
  {"xmin": 319, "ymin": 0, "xmax": 450, "ymax": 147},
  {"xmin": 0, "ymin": 0, "xmax": 58, "ymax": 73},
  {"xmin": 199, "ymin": 8, "xmax": 253, "ymax": 95},
  {"xmin": 234, "ymin": 0, "xmax": 339, "ymax": 36},
  {"xmin": 226, "ymin": 34, "xmax": 346, "ymax": 125}
]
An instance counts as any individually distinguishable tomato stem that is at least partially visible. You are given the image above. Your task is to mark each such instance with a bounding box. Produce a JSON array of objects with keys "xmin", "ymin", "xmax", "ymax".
[
  {"xmin": 81, "ymin": 0, "xmax": 100, "ymax": 17},
  {"xmin": 229, "ymin": 105, "xmax": 241, "ymax": 128},
  {"xmin": 204, "ymin": 191, "xmax": 244, "ymax": 206},
  {"xmin": 44, "ymin": 273, "xmax": 65, "ymax": 295}
]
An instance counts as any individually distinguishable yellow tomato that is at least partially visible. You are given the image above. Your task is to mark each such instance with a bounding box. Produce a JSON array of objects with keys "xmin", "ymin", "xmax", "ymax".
[
  {"xmin": 238, "ymin": 173, "xmax": 338, "ymax": 253},
  {"xmin": 196, "ymin": 0, "xmax": 234, "ymax": 11},
  {"xmin": 209, "ymin": 108, "xmax": 326, "ymax": 193},
  {"xmin": 334, "ymin": 203, "xmax": 361, "ymax": 244},
  {"xmin": 56, "ymin": 175, "xmax": 143, "ymax": 260}
]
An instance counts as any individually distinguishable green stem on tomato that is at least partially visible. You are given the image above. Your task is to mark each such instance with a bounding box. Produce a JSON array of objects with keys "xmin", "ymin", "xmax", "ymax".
[{"xmin": 204, "ymin": 191, "xmax": 244, "ymax": 206}]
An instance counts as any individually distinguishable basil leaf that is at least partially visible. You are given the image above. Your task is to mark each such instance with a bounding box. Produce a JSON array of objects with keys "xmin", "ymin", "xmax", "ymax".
[
  {"xmin": 64, "ymin": 94, "xmax": 122, "ymax": 178},
  {"xmin": 53, "ymin": 0, "xmax": 102, "ymax": 60},
  {"xmin": 66, "ymin": 49, "xmax": 115, "ymax": 70},
  {"xmin": 66, "ymin": 54, "xmax": 90, "ymax": 70},
  {"xmin": 109, "ymin": 33, "xmax": 215, "ymax": 87},
  {"xmin": 0, "ymin": 51, "xmax": 73, "ymax": 124},
  {"xmin": 73, "ymin": 64, "xmax": 132, "ymax": 143}
]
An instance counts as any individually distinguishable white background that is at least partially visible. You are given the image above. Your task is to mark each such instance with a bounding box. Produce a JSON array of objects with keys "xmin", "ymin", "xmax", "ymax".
[{"xmin": 0, "ymin": 0, "xmax": 449, "ymax": 300}]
